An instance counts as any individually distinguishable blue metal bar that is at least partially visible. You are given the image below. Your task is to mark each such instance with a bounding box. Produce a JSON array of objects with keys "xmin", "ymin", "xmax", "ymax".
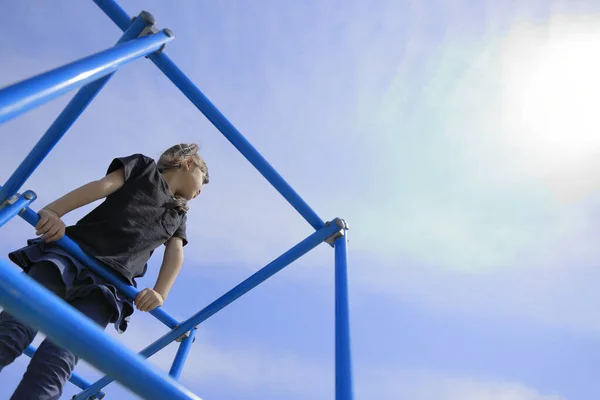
[
  {"xmin": 68, "ymin": 373, "xmax": 105, "ymax": 399},
  {"xmin": 18, "ymin": 206, "xmax": 180, "ymax": 328},
  {"xmin": 0, "ymin": 259, "xmax": 201, "ymax": 400},
  {"xmin": 169, "ymin": 328, "xmax": 197, "ymax": 379},
  {"xmin": 0, "ymin": 29, "xmax": 173, "ymax": 126},
  {"xmin": 76, "ymin": 222, "xmax": 340, "ymax": 398},
  {"xmin": 0, "ymin": 190, "xmax": 36, "ymax": 228},
  {"xmin": 23, "ymin": 346, "xmax": 106, "ymax": 398},
  {"xmin": 149, "ymin": 54, "xmax": 325, "ymax": 230},
  {"xmin": 0, "ymin": 12, "xmax": 154, "ymax": 205},
  {"xmin": 94, "ymin": 0, "xmax": 132, "ymax": 31},
  {"xmin": 334, "ymin": 234, "xmax": 354, "ymax": 400},
  {"xmin": 93, "ymin": 0, "xmax": 326, "ymax": 231}
]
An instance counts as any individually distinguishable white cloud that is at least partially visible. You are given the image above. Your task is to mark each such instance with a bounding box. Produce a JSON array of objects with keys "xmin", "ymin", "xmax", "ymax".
[
  {"xmin": 96, "ymin": 319, "xmax": 565, "ymax": 400},
  {"xmin": 0, "ymin": 323, "xmax": 565, "ymax": 400},
  {"xmin": 311, "ymin": 12, "xmax": 600, "ymax": 335},
  {"xmin": 358, "ymin": 369, "xmax": 564, "ymax": 400}
]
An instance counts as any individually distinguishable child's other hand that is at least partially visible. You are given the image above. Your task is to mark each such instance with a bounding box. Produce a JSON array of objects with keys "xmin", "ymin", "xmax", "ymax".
[
  {"xmin": 135, "ymin": 288, "xmax": 164, "ymax": 312},
  {"xmin": 36, "ymin": 209, "xmax": 66, "ymax": 243}
]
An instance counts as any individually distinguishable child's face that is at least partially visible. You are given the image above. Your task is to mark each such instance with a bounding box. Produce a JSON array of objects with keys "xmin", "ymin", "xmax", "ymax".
[{"xmin": 180, "ymin": 160, "xmax": 205, "ymax": 201}]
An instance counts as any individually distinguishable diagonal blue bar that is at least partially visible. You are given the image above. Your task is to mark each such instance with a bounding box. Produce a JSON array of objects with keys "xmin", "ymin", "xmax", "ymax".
[
  {"xmin": 169, "ymin": 327, "xmax": 197, "ymax": 380},
  {"xmin": 17, "ymin": 205, "xmax": 180, "ymax": 328},
  {"xmin": 0, "ymin": 259, "xmax": 201, "ymax": 400},
  {"xmin": 75, "ymin": 221, "xmax": 340, "ymax": 398},
  {"xmin": 0, "ymin": 29, "xmax": 173, "ymax": 126},
  {"xmin": 3, "ymin": 190, "xmax": 179, "ymax": 396},
  {"xmin": 92, "ymin": 0, "xmax": 325, "ymax": 231},
  {"xmin": 334, "ymin": 233, "xmax": 354, "ymax": 400},
  {"xmin": 93, "ymin": 0, "xmax": 132, "ymax": 30},
  {"xmin": 0, "ymin": 11, "xmax": 155, "ymax": 205},
  {"xmin": 149, "ymin": 54, "xmax": 325, "ymax": 230}
]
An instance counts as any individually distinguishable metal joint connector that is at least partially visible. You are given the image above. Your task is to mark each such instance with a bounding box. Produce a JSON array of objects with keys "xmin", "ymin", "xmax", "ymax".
[
  {"xmin": 324, "ymin": 218, "xmax": 349, "ymax": 245},
  {"xmin": 157, "ymin": 29, "xmax": 173, "ymax": 54},
  {"xmin": 138, "ymin": 24, "xmax": 159, "ymax": 39},
  {"xmin": 0, "ymin": 194, "xmax": 20, "ymax": 210},
  {"xmin": 138, "ymin": 26, "xmax": 173, "ymax": 56},
  {"xmin": 131, "ymin": 11, "xmax": 156, "ymax": 26},
  {"xmin": 72, "ymin": 394, "xmax": 103, "ymax": 400},
  {"xmin": 20, "ymin": 191, "xmax": 37, "ymax": 215},
  {"xmin": 175, "ymin": 326, "xmax": 197, "ymax": 343}
]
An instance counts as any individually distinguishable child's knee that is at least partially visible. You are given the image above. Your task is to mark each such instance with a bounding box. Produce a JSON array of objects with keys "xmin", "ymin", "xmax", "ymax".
[
  {"xmin": 0, "ymin": 311, "xmax": 36, "ymax": 369},
  {"xmin": 11, "ymin": 339, "xmax": 76, "ymax": 399},
  {"xmin": 27, "ymin": 338, "xmax": 79, "ymax": 382}
]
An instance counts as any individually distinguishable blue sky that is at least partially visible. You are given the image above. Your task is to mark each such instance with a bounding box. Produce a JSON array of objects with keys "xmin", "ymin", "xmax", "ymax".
[{"xmin": 2, "ymin": 0, "xmax": 600, "ymax": 399}]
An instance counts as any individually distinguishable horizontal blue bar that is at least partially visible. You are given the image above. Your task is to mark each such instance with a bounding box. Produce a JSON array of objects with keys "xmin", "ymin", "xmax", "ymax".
[
  {"xmin": 0, "ymin": 11, "xmax": 154, "ymax": 205},
  {"xmin": 23, "ymin": 346, "xmax": 106, "ymax": 398},
  {"xmin": 17, "ymin": 206, "xmax": 180, "ymax": 328},
  {"xmin": 93, "ymin": 0, "xmax": 326, "ymax": 232},
  {"xmin": 77, "ymin": 222, "xmax": 340, "ymax": 396},
  {"xmin": 0, "ymin": 259, "xmax": 201, "ymax": 400},
  {"xmin": 0, "ymin": 30, "xmax": 173, "ymax": 125},
  {"xmin": 0, "ymin": 190, "xmax": 36, "ymax": 228}
]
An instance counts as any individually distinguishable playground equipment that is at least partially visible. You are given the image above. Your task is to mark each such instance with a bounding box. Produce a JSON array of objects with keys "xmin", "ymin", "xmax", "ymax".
[{"xmin": 0, "ymin": 1, "xmax": 353, "ymax": 399}]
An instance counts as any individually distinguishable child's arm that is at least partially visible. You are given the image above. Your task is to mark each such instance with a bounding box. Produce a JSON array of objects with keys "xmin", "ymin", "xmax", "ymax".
[
  {"xmin": 135, "ymin": 236, "xmax": 184, "ymax": 312},
  {"xmin": 43, "ymin": 168, "xmax": 125, "ymax": 217},
  {"xmin": 36, "ymin": 168, "xmax": 126, "ymax": 242}
]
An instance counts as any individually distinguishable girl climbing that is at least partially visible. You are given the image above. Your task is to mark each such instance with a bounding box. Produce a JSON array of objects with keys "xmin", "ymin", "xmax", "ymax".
[{"xmin": 0, "ymin": 143, "xmax": 209, "ymax": 400}]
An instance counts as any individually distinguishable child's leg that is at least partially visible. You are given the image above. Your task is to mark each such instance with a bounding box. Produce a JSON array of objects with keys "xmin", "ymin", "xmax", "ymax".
[
  {"xmin": 10, "ymin": 290, "xmax": 114, "ymax": 400},
  {"xmin": 0, "ymin": 262, "xmax": 66, "ymax": 371}
]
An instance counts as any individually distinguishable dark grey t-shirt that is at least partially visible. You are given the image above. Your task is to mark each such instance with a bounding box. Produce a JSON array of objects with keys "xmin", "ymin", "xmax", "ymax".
[{"xmin": 65, "ymin": 153, "xmax": 187, "ymax": 285}]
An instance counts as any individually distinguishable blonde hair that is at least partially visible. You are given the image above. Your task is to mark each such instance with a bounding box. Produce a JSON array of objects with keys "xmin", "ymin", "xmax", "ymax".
[{"xmin": 158, "ymin": 143, "xmax": 209, "ymax": 213}]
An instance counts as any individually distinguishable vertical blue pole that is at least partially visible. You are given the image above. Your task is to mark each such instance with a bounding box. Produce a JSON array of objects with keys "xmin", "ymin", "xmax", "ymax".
[
  {"xmin": 0, "ymin": 12, "xmax": 161, "ymax": 204},
  {"xmin": 334, "ymin": 233, "xmax": 354, "ymax": 400},
  {"xmin": 169, "ymin": 328, "xmax": 197, "ymax": 379}
]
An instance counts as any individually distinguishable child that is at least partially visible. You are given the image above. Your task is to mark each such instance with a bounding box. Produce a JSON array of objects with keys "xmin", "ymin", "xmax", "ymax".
[{"xmin": 0, "ymin": 143, "xmax": 209, "ymax": 400}]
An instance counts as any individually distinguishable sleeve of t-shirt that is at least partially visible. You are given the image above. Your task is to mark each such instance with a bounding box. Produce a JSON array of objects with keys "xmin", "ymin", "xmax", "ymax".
[
  {"xmin": 106, "ymin": 154, "xmax": 151, "ymax": 182},
  {"xmin": 173, "ymin": 214, "xmax": 188, "ymax": 247}
]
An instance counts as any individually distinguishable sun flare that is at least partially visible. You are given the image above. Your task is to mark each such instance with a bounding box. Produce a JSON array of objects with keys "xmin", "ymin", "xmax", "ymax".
[{"xmin": 502, "ymin": 18, "xmax": 600, "ymax": 171}]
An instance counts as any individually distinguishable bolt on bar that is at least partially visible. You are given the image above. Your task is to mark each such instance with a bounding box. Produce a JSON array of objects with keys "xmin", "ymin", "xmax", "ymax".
[
  {"xmin": 18, "ymin": 206, "xmax": 179, "ymax": 328},
  {"xmin": 0, "ymin": 29, "xmax": 173, "ymax": 126},
  {"xmin": 0, "ymin": 259, "xmax": 201, "ymax": 400},
  {"xmin": 0, "ymin": 11, "xmax": 155, "ymax": 205},
  {"xmin": 92, "ymin": 0, "xmax": 325, "ymax": 231},
  {"xmin": 169, "ymin": 328, "xmax": 197, "ymax": 379},
  {"xmin": 334, "ymin": 233, "xmax": 354, "ymax": 400},
  {"xmin": 0, "ymin": 190, "xmax": 36, "ymax": 228},
  {"xmin": 75, "ymin": 221, "xmax": 341, "ymax": 398}
]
